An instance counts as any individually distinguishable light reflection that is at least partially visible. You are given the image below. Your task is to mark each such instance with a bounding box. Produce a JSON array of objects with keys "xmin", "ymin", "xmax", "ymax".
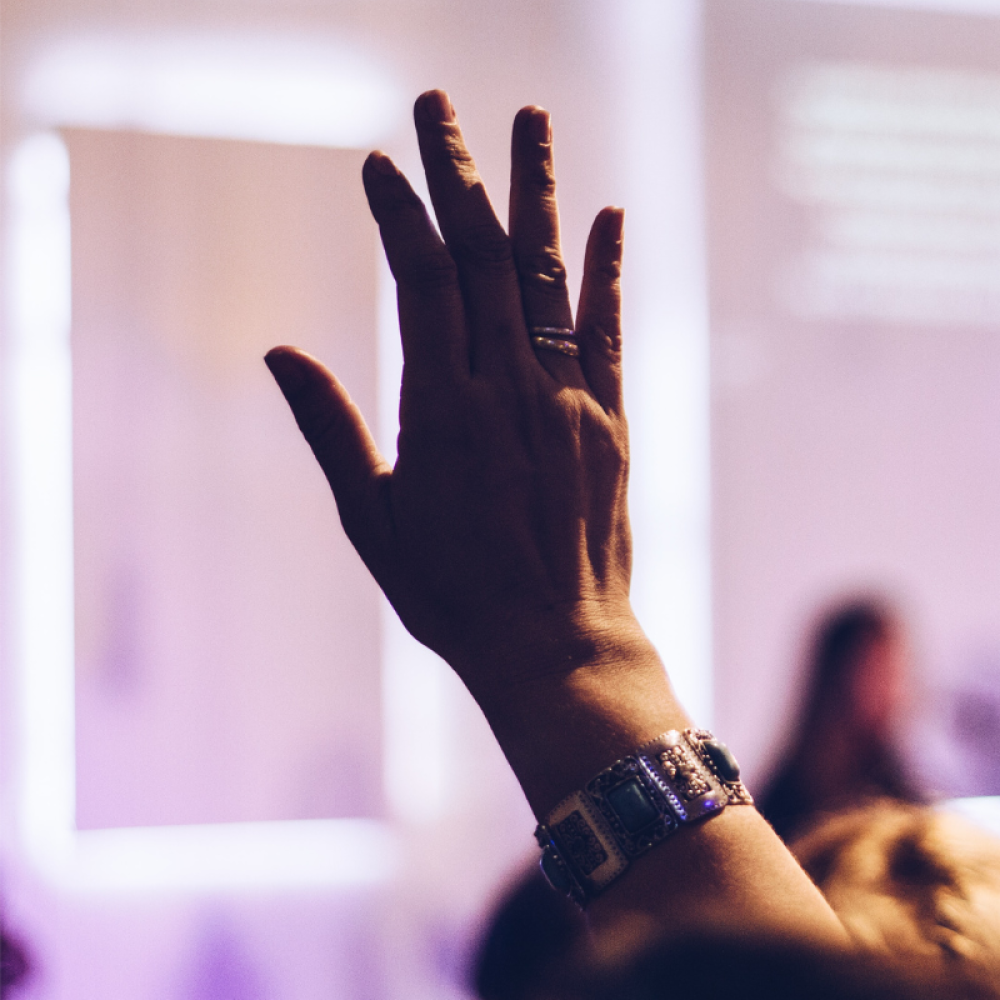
[
  {"xmin": 23, "ymin": 33, "xmax": 403, "ymax": 147},
  {"xmin": 8, "ymin": 133, "xmax": 76, "ymax": 866},
  {"xmin": 946, "ymin": 796, "xmax": 1000, "ymax": 837},
  {"xmin": 782, "ymin": 171, "xmax": 1000, "ymax": 214},
  {"xmin": 817, "ymin": 210, "xmax": 1000, "ymax": 254},
  {"xmin": 61, "ymin": 820, "xmax": 398, "ymax": 894},
  {"xmin": 786, "ymin": 133, "xmax": 1000, "ymax": 175},
  {"xmin": 777, "ymin": 61, "xmax": 1000, "ymax": 325},
  {"xmin": 786, "ymin": 64, "xmax": 1000, "ymax": 139}
]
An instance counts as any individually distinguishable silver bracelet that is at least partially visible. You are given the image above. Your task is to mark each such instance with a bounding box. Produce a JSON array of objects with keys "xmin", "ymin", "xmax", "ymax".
[{"xmin": 534, "ymin": 729, "xmax": 753, "ymax": 907}]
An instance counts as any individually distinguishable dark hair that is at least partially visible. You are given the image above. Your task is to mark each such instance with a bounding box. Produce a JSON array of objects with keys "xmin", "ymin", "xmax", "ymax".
[
  {"xmin": 472, "ymin": 867, "xmax": 585, "ymax": 1000},
  {"xmin": 551, "ymin": 931, "xmax": 997, "ymax": 1000},
  {"xmin": 757, "ymin": 597, "xmax": 917, "ymax": 839},
  {"xmin": 804, "ymin": 598, "xmax": 896, "ymax": 712},
  {"xmin": 1, "ymin": 924, "xmax": 33, "ymax": 993}
]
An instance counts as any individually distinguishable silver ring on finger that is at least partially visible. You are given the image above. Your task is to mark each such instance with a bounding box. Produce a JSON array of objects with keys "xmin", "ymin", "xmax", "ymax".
[
  {"xmin": 531, "ymin": 334, "xmax": 579, "ymax": 358},
  {"xmin": 530, "ymin": 326, "xmax": 576, "ymax": 339},
  {"xmin": 530, "ymin": 326, "xmax": 579, "ymax": 358}
]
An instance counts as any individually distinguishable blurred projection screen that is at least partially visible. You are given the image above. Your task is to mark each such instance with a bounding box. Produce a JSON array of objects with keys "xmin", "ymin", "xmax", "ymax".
[
  {"xmin": 705, "ymin": 0, "xmax": 1000, "ymax": 794},
  {"xmin": 67, "ymin": 130, "xmax": 383, "ymax": 829}
]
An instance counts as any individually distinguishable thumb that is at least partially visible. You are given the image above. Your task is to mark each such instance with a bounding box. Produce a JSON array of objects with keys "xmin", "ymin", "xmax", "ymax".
[{"xmin": 265, "ymin": 346, "xmax": 391, "ymax": 556}]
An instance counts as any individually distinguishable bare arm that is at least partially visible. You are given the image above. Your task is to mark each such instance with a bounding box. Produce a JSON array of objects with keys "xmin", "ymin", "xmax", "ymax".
[{"xmin": 265, "ymin": 89, "xmax": 847, "ymax": 947}]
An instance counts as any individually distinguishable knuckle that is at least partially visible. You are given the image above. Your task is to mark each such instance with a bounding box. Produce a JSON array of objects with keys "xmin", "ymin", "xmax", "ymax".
[
  {"xmin": 596, "ymin": 257, "xmax": 622, "ymax": 284},
  {"xmin": 395, "ymin": 247, "xmax": 459, "ymax": 292},
  {"xmin": 375, "ymin": 177, "xmax": 425, "ymax": 213},
  {"xmin": 517, "ymin": 248, "xmax": 568, "ymax": 290},
  {"xmin": 524, "ymin": 158, "xmax": 557, "ymax": 197},
  {"xmin": 299, "ymin": 405, "xmax": 347, "ymax": 459},
  {"xmin": 424, "ymin": 128, "xmax": 477, "ymax": 176},
  {"xmin": 585, "ymin": 322, "xmax": 622, "ymax": 360},
  {"xmin": 441, "ymin": 133, "xmax": 477, "ymax": 171},
  {"xmin": 583, "ymin": 413, "xmax": 628, "ymax": 468},
  {"xmin": 450, "ymin": 222, "xmax": 514, "ymax": 274}
]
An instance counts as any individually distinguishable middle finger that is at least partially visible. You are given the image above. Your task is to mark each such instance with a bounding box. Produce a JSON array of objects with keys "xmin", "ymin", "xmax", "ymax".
[{"xmin": 414, "ymin": 90, "xmax": 533, "ymax": 378}]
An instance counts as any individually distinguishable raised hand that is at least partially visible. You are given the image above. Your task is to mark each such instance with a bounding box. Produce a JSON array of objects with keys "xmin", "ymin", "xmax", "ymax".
[{"xmin": 266, "ymin": 91, "xmax": 638, "ymax": 715}]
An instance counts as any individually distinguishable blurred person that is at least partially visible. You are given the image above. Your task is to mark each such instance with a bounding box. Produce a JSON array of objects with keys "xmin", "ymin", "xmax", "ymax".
[
  {"xmin": 759, "ymin": 599, "xmax": 922, "ymax": 841},
  {"xmin": 0, "ymin": 921, "xmax": 33, "ymax": 995},
  {"xmin": 473, "ymin": 864, "xmax": 585, "ymax": 1000},
  {"xmin": 534, "ymin": 924, "xmax": 996, "ymax": 1000},
  {"xmin": 474, "ymin": 800, "xmax": 1000, "ymax": 1000},
  {"xmin": 790, "ymin": 800, "xmax": 1000, "ymax": 993}
]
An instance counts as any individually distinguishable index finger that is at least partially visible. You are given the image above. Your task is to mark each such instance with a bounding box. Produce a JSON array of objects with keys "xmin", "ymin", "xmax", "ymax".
[{"xmin": 362, "ymin": 150, "xmax": 470, "ymax": 385}]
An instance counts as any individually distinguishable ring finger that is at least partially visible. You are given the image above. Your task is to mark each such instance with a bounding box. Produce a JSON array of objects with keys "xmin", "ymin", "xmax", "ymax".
[{"xmin": 509, "ymin": 106, "xmax": 589, "ymax": 390}]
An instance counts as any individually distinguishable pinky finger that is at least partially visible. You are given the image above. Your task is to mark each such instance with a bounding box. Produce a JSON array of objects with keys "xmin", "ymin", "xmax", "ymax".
[{"xmin": 576, "ymin": 207, "xmax": 625, "ymax": 415}]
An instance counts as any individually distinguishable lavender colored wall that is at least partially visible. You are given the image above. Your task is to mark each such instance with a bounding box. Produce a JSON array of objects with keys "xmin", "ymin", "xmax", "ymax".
[{"xmin": 706, "ymin": 0, "xmax": 1000, "ymax": 795}]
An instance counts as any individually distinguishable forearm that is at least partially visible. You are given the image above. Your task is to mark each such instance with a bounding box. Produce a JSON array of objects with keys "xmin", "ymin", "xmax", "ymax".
[{"xmin": 464, "ymin": 620, "xmax": 850, "ymax": 948}]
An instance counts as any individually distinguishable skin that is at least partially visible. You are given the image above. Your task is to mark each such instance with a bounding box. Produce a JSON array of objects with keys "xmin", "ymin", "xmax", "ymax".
[{"xmin": 265, "ymin": 89, "xmax": 848, "ymax": 947}]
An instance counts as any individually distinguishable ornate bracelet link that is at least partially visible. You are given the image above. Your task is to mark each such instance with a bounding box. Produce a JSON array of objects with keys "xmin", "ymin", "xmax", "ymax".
[{"xmin": 534, "ymin": 729, "xmax": 752, "ymax": 907}]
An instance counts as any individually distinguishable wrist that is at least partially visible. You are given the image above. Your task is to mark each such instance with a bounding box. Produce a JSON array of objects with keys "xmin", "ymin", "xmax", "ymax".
[
  {"xmin": 535, "ymin": 727, "xmax": 753, "ymax": 908},
  {"xmin": 455, "ymin": 616, "xmax": 691, "ymax": 817},
  {"xmin": 448, "ymin": 599, "xmax": 655, "ymax": 702}
]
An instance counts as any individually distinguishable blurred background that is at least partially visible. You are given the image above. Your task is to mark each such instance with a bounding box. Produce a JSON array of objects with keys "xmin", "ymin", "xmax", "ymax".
[{"xmin": 2, "ymin": 0, "xmax": 1000, "ymax": 996}]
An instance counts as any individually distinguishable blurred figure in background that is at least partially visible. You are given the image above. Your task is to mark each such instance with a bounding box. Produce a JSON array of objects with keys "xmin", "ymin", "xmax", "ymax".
[
  {"xmin": 473, "ymin": 866, "xmax": 585, "ymax": 1000},
  {"xmin": 0, "ymin": 921, "xmax": 33, "ymax": 996},
  {"xmin": 759, "ymin": 598, "xmax": 922, "ymax": 841},
  {"xmin": 475, "ymin": 800, "xmax": 1000, "ymax": 999},
  {"xmin": 790, "ymin": 799, "xmax": 1000, "ymax": 991},
  {"xmin": 473, "ymin": 802, "xmax": 1000, "ymax": 1000}
]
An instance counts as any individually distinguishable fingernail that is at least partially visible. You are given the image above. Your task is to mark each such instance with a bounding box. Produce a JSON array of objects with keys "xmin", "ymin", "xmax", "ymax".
[
  {"xmin": 528, "ymin": 108, "xmax": 551, "ymax": 144},
  {"xmin": 265, "ymin": 349, "xmax": 306, "ymax": 396},
  {"xmin": 368, "ymin": 151, "xmax": 397, "ymax": 176},
  {"xmin": 608, "ymin": 207, "xmax": 624, "ymax": 239},
  {"xmin": 416, "ymin": 90, "xmax": 455, "ymax": 124}
]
